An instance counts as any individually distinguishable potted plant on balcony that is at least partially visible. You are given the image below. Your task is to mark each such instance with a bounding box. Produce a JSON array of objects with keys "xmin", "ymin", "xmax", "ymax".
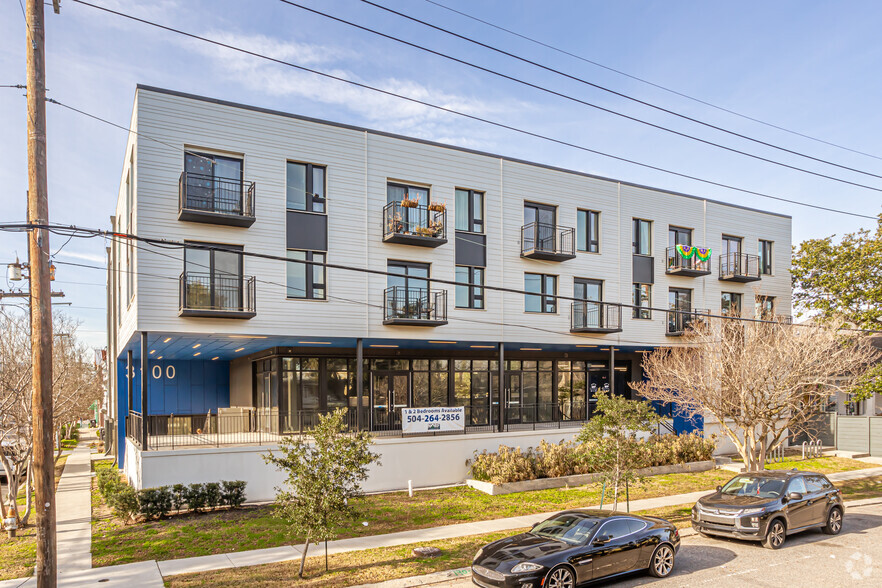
[
  {"xmin": 386, "ymin": 212, "xmax": 404, "ymax": 235},
  {"xmin": 429, "ymin": 219, "xmax": 444, "ymax": 237},
  {"xmin": 427, "ymin": 201, "xmax": 446, "ymax": 212},
  {"xmin": 400, "ymin": 193, "xmax": 420, "ymax": 208}
]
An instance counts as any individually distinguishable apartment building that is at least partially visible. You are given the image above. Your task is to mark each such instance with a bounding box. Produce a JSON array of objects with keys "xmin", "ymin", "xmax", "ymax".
[{"xmin": 107, "ymin": 86, "xmax": 792, "ymax": 497}]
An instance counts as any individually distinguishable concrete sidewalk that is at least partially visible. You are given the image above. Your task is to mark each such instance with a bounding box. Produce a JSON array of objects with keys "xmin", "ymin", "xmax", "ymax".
[{"xmin": 3, "ymin": 464, "xmax": 881, "ymax": 587}]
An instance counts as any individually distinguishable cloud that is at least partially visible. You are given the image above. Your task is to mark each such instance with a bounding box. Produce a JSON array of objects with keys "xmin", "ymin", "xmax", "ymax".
[{"xmin": 54, "ymin": 250, "xmax": 107, "ymax": 264}]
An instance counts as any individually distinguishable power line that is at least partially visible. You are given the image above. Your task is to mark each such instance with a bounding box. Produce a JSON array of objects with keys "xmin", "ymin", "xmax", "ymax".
[
  {"xmin": 6, "ymin": 221, "xmax": 881, "ymax": 334},
  {"xmin": 423, "ymin": 0, "xmax": 882, "ymax": 164},
  {"xmin": 348, "ymin": 0, "xmax": 882, "ymax": 188},
  {"xmin": 61, "ymin": 1, "xmax": 880, "ymax": 220}
]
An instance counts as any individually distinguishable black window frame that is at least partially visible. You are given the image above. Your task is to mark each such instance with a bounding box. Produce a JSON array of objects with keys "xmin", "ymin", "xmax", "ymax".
[
  {"xmin": 286, "ymin": 249, "xmax": 327, "ymax": 300},
  {"xmin": 668, "ymin": 226, "xmax": 692, "ymax": 247},
  {"xmin": 525, "ymin": 272, "xmax": 557, "ymax": 314},
  {"xmin": 721, "ymin": 292, "xmax": 742, "ymax": 317},
  {"xmin": 755, "ymin": 294, "xmax": 775, "ymax": 318},
  {"xmin": 577, "ymin": 209, "xmax": 600, "ymax": 253},
  {"xmin": 633, "ymin": 218, "xmax": 652, "ymax": 256},
  {"xmin": 574, "ymin": 278, "xmax": 603, "ymax": 301},
  {"xmin": 633, "ymin": 283, "xmax": 652, "ymax": 319},
  {"xmin": 455, "ymin": 265, "xmax": 485, "ymax": 309},
  {"xmin": 455, "ymin": 188, "xmax": 484, "ymax": 233},
  {"xmin": 759, "ymin": 239, "xmax": 773, "ymax": 275},
  {"xmin": 183, "ymin": 241, "xmax": 245, "ymax": 310},
  {"xmin": 286, "ymin": 161, "xmax": 327, "ymax": 213}
]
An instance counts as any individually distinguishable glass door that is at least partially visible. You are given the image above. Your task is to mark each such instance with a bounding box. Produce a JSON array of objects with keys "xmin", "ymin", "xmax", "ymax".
[
  {"xmin": 575, "ymin": 279, "xmax": 603, "ymax": 328},
  {"xmin": 524, "ymin": 203, "xmax": 556, "ymax": 251},
  {"xmin": 371, "ymin": 371, "xmax": 410, "ymax": 430},
  {"xmin": 387, "ymin": 261, "xmax": 430, "ymax": 320},
  {"xmin": 504, "ymin": 372, "xmax": 522, "ymax": 424},
  {"xmin": 668, "ymin": 288, "xmax": 693, "ymax": 333},
  {"xmin": 668, "ymin": 227, "xmax": 692, "ymax": 247},
  {"xmin": 722, "ymin": 236, "xmax": 742, "ymax": 274}
]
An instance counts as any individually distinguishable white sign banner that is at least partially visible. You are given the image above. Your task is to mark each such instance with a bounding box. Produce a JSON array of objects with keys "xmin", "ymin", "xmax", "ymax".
[{"xmin": 402, "ymin": 406, "xmax": 465, "ymax": 434}]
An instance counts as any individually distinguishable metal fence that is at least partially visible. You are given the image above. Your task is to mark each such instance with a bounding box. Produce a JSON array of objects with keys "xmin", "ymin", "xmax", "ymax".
[
  {"xmin": 179, "ymin": 171, "xmax": 255, "ymax": 217},
  {"xmin": 665, "ymin": 246, "xmax": 711, "ymax": 274},
  {"xmin": 666, "ymin": 308, "xmax": 710, "ymax": 335},
  {"xmin": 719, "ymin": 252, "xmax": 761, "ymax": 280},
  {"xmin": 383, "ymin": 286, "xmax": 447, "ymax": 323},
  {"xmin": 521, "ymin": 222, "xmax": 575, "ymax": 257},
  {"xmin": 571, "ymin": 301, "xmax": 622, "ymax": 331},
  {"xmin": 179, "ymin": 271, "xmax": 256, "ymax": 313},
  {"xmin": 383, "ymin": 201, "xmax": 446, "ymax": 240}
]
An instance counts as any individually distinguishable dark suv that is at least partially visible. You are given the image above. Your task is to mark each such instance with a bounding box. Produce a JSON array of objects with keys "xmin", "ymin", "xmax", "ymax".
[{"xmin": 692, "ymin": 470, "xmax": 843, "ymax": 549}]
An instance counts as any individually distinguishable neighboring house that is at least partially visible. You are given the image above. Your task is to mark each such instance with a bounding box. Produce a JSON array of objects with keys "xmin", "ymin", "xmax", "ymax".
[
  {"xmin": 836, "ymin": 335, "xmax": 882, "ymax": 416},
  {"xmin": 106, "ymin": 86, "xmax": 792, "ymax": 499}
]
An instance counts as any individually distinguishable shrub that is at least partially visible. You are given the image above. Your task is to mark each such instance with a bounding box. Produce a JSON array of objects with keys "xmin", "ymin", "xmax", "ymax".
[
  {"xmin": 468, "ymin": 445, "xmax": 539, "ymax": 484},
  {"xmin": 97, "ymin": 468, "xmax": 121, "ymax": 499},
  {"xmin": 221, "ymin": 480, "xmax": 247, "ymax": 508},
  {"xmin": 184, "ymin": 483, "xmax": 206, "ymax": 513},
  {"xmin": 203, "ymin": 482, "xmax": 222, "ymax": 509},
  {"xmin": 138, "ymin": 486, "xmax": 173, "ymax": 520},
  {"xmin": 535, "ymin": 440, "xmax": 592, "ymax": 478},
  {"xmin": 107, "ymin": 485, "xmax": 140, "ymax": 524},
  {"xmin": 171, "ymin": 484, "xmax": 187, "ymax": 512}
]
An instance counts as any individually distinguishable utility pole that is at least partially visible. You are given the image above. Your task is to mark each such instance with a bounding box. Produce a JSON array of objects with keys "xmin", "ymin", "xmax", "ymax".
[{"xmin": 26, "ymin": 0, "xmax": 56, "ymax": 584}]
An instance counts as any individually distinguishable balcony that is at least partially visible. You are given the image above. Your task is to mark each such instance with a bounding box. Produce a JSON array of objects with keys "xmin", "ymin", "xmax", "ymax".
[
  {"xmin": 719, "ymin": 252, "xmax": 761, "ymax": 282},
  {"xmin": 383, "ymin": 286, "xmax": 448, "ymax": 326},
  {"xmin": 666, "ymin": 246, "xmax": 712, "ymax": 277},
  {"xmin": 521, "ymin": 222, "xmax": 576, "ymax": 261},
  {"xmin": 179, "ymin": 272, "xmax": 256, "ymax": 319},
  {"xmin": 666, "ymin": 308, "xmax": 710, "ymax": 336},
  {"xmin": 178, "ymin": 171, "xmax": 255, "ymax": 227},
  {"xmin": 570, "ymin": 301, "xmax": 623, "ymax": 334},
  {"xmin": 383, "ymin": 202, "xmax": 447, "ymax": 247}
]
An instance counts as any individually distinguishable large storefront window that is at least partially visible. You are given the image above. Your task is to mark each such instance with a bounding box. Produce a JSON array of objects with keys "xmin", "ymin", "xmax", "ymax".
[{"xmin": 455, "ymin": 360, "xmax": 493, "ymax": 425}]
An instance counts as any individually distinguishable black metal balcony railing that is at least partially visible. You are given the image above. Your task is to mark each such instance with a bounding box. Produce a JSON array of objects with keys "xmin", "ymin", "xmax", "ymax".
[
  {"xmin": 179, "ymin": 171, "xmax": 255, "ymax": 227},
  {"xmin": 666, "ymin": 308, "xmax": 710, "ymax": 336},
  {"xmin": 665, "ymin": 246, "xmax": 712, "ymax": 276},
  {"xmin": 383, "ymin": 202, "xmax": 447, "ymax": 247},
  {"xmin": 570, "ymin": 301, "xmax": 623, "ymax": 333},
  {"xmin": 719, "ymin": 252, "xmax": 761, "ymax": 282},
  {"xmin": 179, "ymin": 271, "xmax": 256, "ymax": 318},
  {"xmin": 383, "ymin": 286, "xmax": 448, "ymax": 326},
  {"xmin": 521, "ymin": 222, "xmax": 576, "ymax": 260},
  {"xmin": 126, "ymin": 411, "xmax": 143, "ymax": 448}
]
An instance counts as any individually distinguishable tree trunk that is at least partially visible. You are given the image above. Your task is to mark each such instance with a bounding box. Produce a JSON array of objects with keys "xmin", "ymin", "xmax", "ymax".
[
  {"xmin": 22, "ymin": 458, "xmax": 34, "ymax": 526},
  {"xmin": 299, "ymin": 535, "xmax": 310, "ymax": 578}
]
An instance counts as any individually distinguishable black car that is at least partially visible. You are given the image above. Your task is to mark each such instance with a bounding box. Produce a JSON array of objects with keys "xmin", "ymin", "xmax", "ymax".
[
  {"xmin": 692, "ymin": 470, "xmax": 844, "ymax": 549},
  {"xmin": 472, "ymin": 510, "xmax": 679, "ymax": 588}
]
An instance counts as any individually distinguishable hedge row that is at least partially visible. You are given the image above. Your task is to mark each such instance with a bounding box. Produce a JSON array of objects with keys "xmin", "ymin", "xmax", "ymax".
[
  {"xmin": 96, "ymin": 467, "xmax": 246, "ymax": 522},
  {"xmin": 469, "ymin": 433, "xmax": 716, "ymax": 484}
]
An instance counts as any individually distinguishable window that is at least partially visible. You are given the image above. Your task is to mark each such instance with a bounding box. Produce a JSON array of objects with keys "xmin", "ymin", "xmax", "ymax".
[
  {"xmin": 806, "ymin": 475, "xmax": 833, "ymax": 493},
  {"xmin": 287, "ymin": 162, "xmax": 325, "ymax": 212},
  {"xmin": 723, "ymin": 235, "xmax": 742, "ymax": 255},
  {"xmin": 759, "ymin": 240, "xmax": 773, "ymax": 275},
  {"xmin": 669, "ymin": 226, "xmax": 692, "ymax": 247},
  {"xmin": 455, "ymin": 189, "xmax": 483, "ymax": 233},
  {"xmin": 575, "ymin": 278, "xmax": 602, "ymax": 301},
  {"xmin": 454, "ymin": 359, "xmax": 492, "ymax": 424},
  {"xmin": 669, "ymin": 288, "xmax": 692, "ymax": 311},
  {"xmin": 787, "ymin": 477, "xmax": 808, "ymax": 495},
  {"xmin": 287, "ymin": 250, "xmax": 326, "ymax": 300},
  {"xmin": 388, "ymin": 260, "xmax": 430, "ymax": 292},
  {"xmin": 721, "ymin": 292, "xmax": 742, "ymax": 317},
  {"xmin": 126, "ymin": 157, "xmax": 134, "ymax": 305},
  {"xmin": 633, "ymin": 219, "xmax": 652, "ymax": 255},
  {"xmin": 524, "ymin": 202, "xmax": 556, "ymax": 252},
  {"xmin": 183, "ymin": 243, "xmax": 244, "ymax": 310},
  {"xmin": 633, "ymin": 283, "xmax": 651, "ymax": 319},
  {"xmin": 596, "ymin": 519, "xmax": 634, "ymax": 541},
  {"xmin": 577, "ymin": 210, "xmax": 600, "ymax": 252},
  {"xmin": 388, "ymin": 182, "xmax": 429, "ymax": 206},
  {"xmin": 455, "ymin": 266, "xmax": 484, "ymax": 309},
  {"xmin": 525, "ymin": 273, "xmax": 557, "ymax": 313},
  {"xmin": 755, "ymin": 295, "xmax": 775, "ymax": 319}
]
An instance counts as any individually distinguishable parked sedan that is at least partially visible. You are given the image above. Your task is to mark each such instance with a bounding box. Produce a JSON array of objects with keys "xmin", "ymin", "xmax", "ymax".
[
  {"xmin": 472, "ymin": 510, "xmax": 679, "ymax": 587},
  {"xmin": 692, "ymin": 470, "xmax": 843, "ymax": 549}
]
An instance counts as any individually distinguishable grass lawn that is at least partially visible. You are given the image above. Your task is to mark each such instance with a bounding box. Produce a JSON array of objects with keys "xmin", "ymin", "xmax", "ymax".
[
  {"xmin": 745, "ymin": 456, "xmax": 873, "ymax": 474},
  {"xmin": 0, "ymin": 453, "xmax": 72, "ymax": 581},
  {"xmin": 165, "ymin": 474, "xmax": 882, "ymax": 588}
]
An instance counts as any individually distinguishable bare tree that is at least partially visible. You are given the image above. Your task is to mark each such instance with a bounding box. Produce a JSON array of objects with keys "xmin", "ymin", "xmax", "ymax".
[{"xmin": 633, "ymin": 318, "xmax": 876, "ymax": 471}]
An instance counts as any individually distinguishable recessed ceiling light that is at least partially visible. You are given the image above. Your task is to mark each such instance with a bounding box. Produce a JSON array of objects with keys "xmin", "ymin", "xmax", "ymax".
[
  {"xmin": 229, "ymin": 335, "xmax": 268, "ymax": 339},
  {"xmin": 470, "ymin": 345, "xmax": 495, "ymax": 349},
  {"xmin": 157, "ymin": 356, "xmax": 163, "ymax": 360},
  {"xmin": 370, "ymin": 344, "xmax": 399, "ymax": 348},
  {"xmin": 193, "ymin": 352, "xmax": 201, "ymax": 356},
  {"xmin": 211, "ymin": 356, "xmax": 219, "ymax": 361},
  {"xmin": 234, "ymin": 347, "xmax": 245, "ymax": 352},
  {"xmin": 162, "ymin": 337, "xmax": 171, "ymax": 343},
  {"xmin": 149, "ymin": 350, "xmax": 155, "ymax": 354},
  {"xmin": 428, "ymin": 340, "xmax": 457, "ymax": 344},
  {"xmin": 576, "ymin": 345, "xmax": 597, "ymax": 348},
  {"xmin": 192, "ymin": 343, "xmax": 201, "ymax": 349},
  {"xmin": 520, "ymin": 347, "xmax": 542, "ymax": 351},
  {"xmin": 297, "ymin": 341, "xmax": 332, "ymax": 345}
]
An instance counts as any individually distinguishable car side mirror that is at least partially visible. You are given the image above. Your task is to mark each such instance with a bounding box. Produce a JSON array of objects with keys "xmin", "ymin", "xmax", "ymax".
[
  {"xmin": 530, "ymin": 522, "xmax": 539, "ymax": 530},
  {"xmin": 716, "ymin": 485, "xmax": 722, "ymax": 493},
  {"xmin": 788, "ymin": 492, "xmax": 803, "ymax": 501},
  {"xmin": 592, "ymin": 534, "xmax": 612, "ymax": 546}
]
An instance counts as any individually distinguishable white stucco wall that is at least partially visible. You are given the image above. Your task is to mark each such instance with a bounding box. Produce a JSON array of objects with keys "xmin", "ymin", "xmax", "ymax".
[{"xmin": 130, "ymin": 428, "xmax": 581, "ymax": 501}]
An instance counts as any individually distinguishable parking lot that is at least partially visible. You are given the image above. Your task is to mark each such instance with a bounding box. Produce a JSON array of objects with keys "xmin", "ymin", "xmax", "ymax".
[{"xmin": 438, "ymin": 502, "xmax": 882, "ymax": 587}]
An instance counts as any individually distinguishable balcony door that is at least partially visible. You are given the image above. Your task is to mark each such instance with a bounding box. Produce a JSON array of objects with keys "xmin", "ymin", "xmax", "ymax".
[
  {"xmin": 722, "ymin": 235, "xmax": 742, "ymax": 274},
  {"xmin": 387, "ymin": 261, "xmax": 430, "ymax": 319},
  {"xmin": 524, "ymin": 202, "xmax": 556, "ymax": 251},
  {"xmin": 371, "ymin": 372, "xmax": 409, "ymax": 430},
  {"xmin": 668, "ymin": 288, "xmax": 693, "ymax": 333},
  {"xmin": 574, "ymin": 278, "xmax": 603, "ymax": 328},
  {"xmin": 184, "ymin": 152, "xmax": 243, "ymax": 214},
  {"xmin": 184, "ymin": 244, "xmax": 243, "ymax": 310},
  {"xmin": 669, "ymin": 226, "xmax": 692, "ymax": 247}
]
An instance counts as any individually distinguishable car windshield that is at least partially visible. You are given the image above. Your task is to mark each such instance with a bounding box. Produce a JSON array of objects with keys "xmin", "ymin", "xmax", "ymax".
[
  {"xmin": 721, "ymin": 475, "xmax": 785, "ymax": 498},
  {"xmin": 530, "ymin": 514, "xmax": 599, "ymax": 545}
]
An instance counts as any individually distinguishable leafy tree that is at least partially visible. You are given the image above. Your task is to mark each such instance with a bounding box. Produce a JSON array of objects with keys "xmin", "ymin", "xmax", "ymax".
[
  {"xmin": 848, "ymin": 364, "xmax": 882, "ymax": 403},
  {"xmin": 791, "ymin": 215, "xmax": 882, "ymax": 329},
  {"xmin": 576, "ymin": 391, "xmax": 659, "ymax": 511},
  {"xmin": 263, "ymin": 408, "xmax": 380, "ymax": 578}
]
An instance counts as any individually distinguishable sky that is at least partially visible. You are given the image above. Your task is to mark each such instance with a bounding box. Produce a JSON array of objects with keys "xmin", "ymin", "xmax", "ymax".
[{"xmin": 1, "ymin": 0, "xmax": 881, "ymax": 348}]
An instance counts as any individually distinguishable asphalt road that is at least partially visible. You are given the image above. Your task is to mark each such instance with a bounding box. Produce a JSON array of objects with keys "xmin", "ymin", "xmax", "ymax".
[{"xmin": 438, "ymin": 502, "xmax": 882, "ymax": 587}]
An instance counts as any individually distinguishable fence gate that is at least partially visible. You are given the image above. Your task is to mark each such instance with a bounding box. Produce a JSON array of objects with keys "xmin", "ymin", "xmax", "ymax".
[
  {"xmin": 871, "ymin": 418, "xmax": 882, "ymax": 457},
  {"xmin": 835, "ymin": 415, "xmax": 877, "ymax": 455}
]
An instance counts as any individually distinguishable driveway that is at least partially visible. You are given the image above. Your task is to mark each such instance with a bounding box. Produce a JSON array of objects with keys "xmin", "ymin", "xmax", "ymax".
[{"xmin": 436, "ymin": 502, "xmax": 882, "ymax": 586}]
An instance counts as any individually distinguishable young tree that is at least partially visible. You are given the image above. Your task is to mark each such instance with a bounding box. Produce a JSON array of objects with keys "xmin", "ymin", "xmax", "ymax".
[
  {"xmin": 791, "ymin": 215, "xmax": 882, "ymax": 330},
  {"xmin": 576, "ymin": 390, "xmax": 659, "ymax": 511},
  {"xmin": 263, "ymin": 409, "xmax": 380, "ymax": 578},
  {"xmin": 633, "ymin": 318, "xmax": 876, "ymax": 471}
]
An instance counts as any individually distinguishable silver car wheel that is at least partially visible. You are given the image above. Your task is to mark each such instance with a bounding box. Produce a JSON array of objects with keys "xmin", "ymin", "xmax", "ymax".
[
  {"xmin": 547, "ymin": 567, "xmax": 575, "ymax": 588},
  {"xmin": 769, "ymin": 522, "xmax": 785, "ymax": 547},
  {"xmin": 829, "ymin": 509, "xmax": 842, "ymax": 533},
  {"xmin": 653, "ymin": 545, "xmax": 674, "ymax": 577}
]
